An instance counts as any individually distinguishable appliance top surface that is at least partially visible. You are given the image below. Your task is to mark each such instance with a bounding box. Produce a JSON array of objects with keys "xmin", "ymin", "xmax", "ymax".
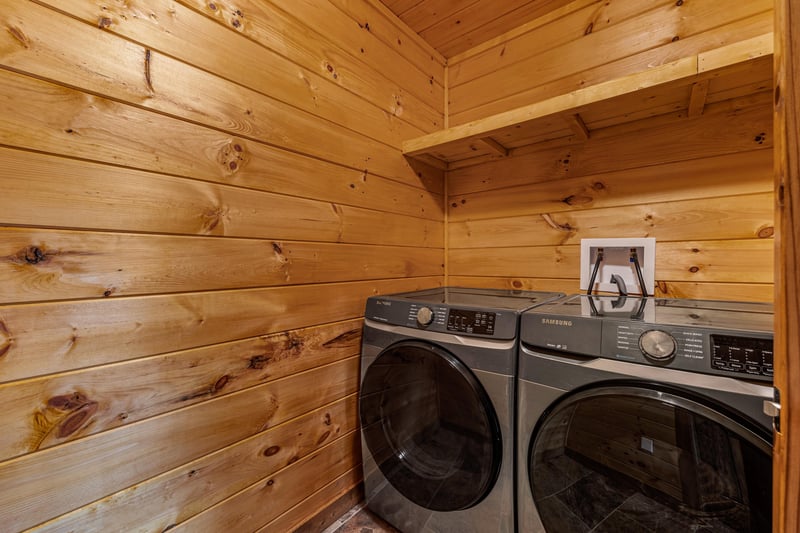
[
  {"xmin": 527, "ymin": 294, "xmax": 773, "ymax": 332},
  {"xmin": 388, "ymin": 286, "xmax": 564, "ymax": 312}
]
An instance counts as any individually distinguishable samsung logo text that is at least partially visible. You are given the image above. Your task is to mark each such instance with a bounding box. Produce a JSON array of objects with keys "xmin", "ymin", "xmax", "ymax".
[{"xmin": 542, "ymin": 318, "xmax": 573, "ymax": 327}]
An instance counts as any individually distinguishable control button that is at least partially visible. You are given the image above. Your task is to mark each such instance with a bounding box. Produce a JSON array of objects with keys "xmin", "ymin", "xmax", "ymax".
[
  {"xmin": 745, "ymin": 364, "xmax": 761, "ymax": 374},
  {"xmin": 416, "ymin": 306, "xmax": 434, "ymax": 326},
  {"xmin": 639, "ymin": 330, "xmax": 677, "ymax": 362}
]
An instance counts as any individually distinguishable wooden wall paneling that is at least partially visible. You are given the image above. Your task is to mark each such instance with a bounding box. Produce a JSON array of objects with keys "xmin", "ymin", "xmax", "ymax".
[
  {"xmin": 448, "ymin": 150, "xmax": 772, "ymax": 223},
  {"xmin": 0, "ymin": 228, "xmax": 443, "ymax": 302},
  {"xmin": 23, "ymin": 0, "xmax": 432, "ymax": 148},
  {"xmin": 0, "ymin": 320, "xmax": 361, "ymax": 461},
  {"xmin": 0, "ymin": 357, "xmax": 359, "ymax": 532},
  {"xmin": 773, "ymin": 0, "xmax": 800, "ymax": 529},
  {"xmin": 448, "ymin": 0, "xmax": 665, "ymax": 86},
  {"xmin": 34, "ymin": 395, "xmax": 359, "ymax": 532},
  {"xmin": 448, "ymin": 240, "xmax": 773, "ymax": 283},
  {"xmin": 0, "ymin": 68, "xmax": 437, "ymax": 195},
  {"xmin": 259, "ymin": 468, "xmax": 362, "ymax": 533},
  {"xmin": 449, "ymin": 1, "xmax": 771, "ymax": 110},
  {"xmin": 0, "ymin": 156, "xmax": 445, "ymax": 248},
  {"xmin": 170, "ymin": 431, "xmax": 361, "ymax": 532},
  {"xmin": 654, "ymin": 281, "xmax": 774, "ymax": 303},
  {"xmin": 448, "ymin": 193, "xmax": 774, "ymax": 249},
  {"xmin": 0, "ymin": 47, "xmax": 439, "ymax": 196},
  {"xmin": 448, "ymin": 92, "xmax": 772, "ymax": 179},
  {"xmin": 177, "ymin": 0, "xmax": 444, "ymax": 129},
  {"xmin": 447, "ymin": 276, "xmax": 580, "ymax": 294},
  {"xmin": 447, "ymin": 276, "xmax": 774, "ymax": 303},
  {"xmin": 0, "ymin": 148, "xmax": 443, "ymax": 226},
  {"xmin": 0, "ymin": 277, "xmax": 441, "ymax": 383},
  {"xmin": 449, "ymin": 8, "xmax": 773, "ymax": 125},
  {"xmin": 325, "ymin": 0, "xmax": 446, "ymax": 84}
]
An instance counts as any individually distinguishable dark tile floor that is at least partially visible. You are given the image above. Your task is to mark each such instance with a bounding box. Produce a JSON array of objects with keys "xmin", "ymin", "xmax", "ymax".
[{"xmin": 323, "ymin": 503, "xmax": 400, "ymax": 533}]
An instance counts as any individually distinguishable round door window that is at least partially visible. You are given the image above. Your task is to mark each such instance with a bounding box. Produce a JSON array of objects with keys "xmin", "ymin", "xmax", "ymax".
[
  {"xmin": 360, "ymin": 341, "xmax": 502, "ymax": 511},
  {"xmin": 528, "ymin": 384, "xmax": 772, "ymax": 532}
]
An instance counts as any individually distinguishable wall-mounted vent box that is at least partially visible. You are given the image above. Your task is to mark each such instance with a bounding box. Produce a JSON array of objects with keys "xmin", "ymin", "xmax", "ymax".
[{"xmin": 580, "ymin": 238, "xmax": 656, "ymax": 296}]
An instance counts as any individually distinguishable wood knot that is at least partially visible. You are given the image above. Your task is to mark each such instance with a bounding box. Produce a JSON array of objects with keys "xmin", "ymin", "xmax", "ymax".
[
  {"xmin": 219, "ymin": 140, "xmax": 248, "ymax": 175},
  {"xmin": 512, "ymin": 280, "xmax": 523, "ymax": 289},
  {"xmin": 7, "ymin": 26, "xmax": 30, "ymax": 48},
  {"xmin": 248, "ymin": 354, "xmax": 271, "ymax": 369},
  {"xmin": 57, "ymin": 401, "xmax": 99, "ymax": 438},
  {"xmin": 689, "ymin": 266, "xmax": 700, "ymax": 273},
  {"xmin": 757, "ymin": 226, "xmax": 774, "ymax": 238},
  {"xmin": 263, "ymin": 445, "xmax": 281, "ymax": 456},
  {"xmin": 0, "ymin": 321, "xmax": 12, "ymax": 358},
  {"xmin": 754, "ymin": 132, "xmax": 766, "ymax": 145},
  {"xmin": 23, "ymin": 246, "xmax": 47, "ymax": 265},
  {"xmin": 324, "ymin": 413, "xmax": 332, "ymax": 426},
  {"xmin": 561, "ymin": 194, "xmax": 592, "ymax": 206},
  {"xmin": 584, "ymin": 22, "xmax": 594, "ymax": 35},
  {"xmin": 98, "ymin": 17, "xmax": 113, "ymax": 29},
  {"xmin": 656, "ymin": 280, "xmax": 668, "ymax": 294},
  {"xmin": 316, "ymin": 430, "xmax": 331, "ymax": 444},
  {"xmin": 212, "ymin": 375, "xmax": 230, "ymax": 393}
]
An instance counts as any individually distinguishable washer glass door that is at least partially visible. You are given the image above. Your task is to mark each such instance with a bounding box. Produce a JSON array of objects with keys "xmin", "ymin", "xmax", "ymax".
[
  {"xmin": 528, "ymin": 385, "xmax": 772, "ymax": 532},
  {"xmin": 360, "ymin": 340, "xmax": 502, "ymax": 512}
]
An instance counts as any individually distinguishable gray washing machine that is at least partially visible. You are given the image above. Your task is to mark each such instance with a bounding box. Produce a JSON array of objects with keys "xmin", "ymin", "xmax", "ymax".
[
  {"xmin": 359, "ymin": 287, "xmax": 564, "ymax": 533},
  {"xmin": 517, "ymin": 294, "xmax": 776, "ymax": 532}
]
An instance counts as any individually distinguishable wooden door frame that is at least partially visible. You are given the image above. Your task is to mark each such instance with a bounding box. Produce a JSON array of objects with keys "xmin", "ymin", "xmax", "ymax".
[{"xmin": 773, "ymin": 1, "xmax": 799, "ymax": 530}]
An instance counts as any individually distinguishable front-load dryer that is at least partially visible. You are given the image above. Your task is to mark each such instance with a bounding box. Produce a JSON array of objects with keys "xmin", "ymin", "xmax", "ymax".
[
  {"xmin": 517, "ymin": 295, "xmax": 775, "ymax": 532},
  {"xmin": 359, "ymin": 287, "xmax": 564, "ymax": 533}
]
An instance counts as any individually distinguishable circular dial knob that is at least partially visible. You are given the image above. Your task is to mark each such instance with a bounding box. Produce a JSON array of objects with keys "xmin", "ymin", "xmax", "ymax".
[
  {"xmin": 639, "ymin": 330, "xmax": 677, "ymax": 361},
  {"xmin": 416, "ymin": 306, "xmax": 434, "ymax": 326}
]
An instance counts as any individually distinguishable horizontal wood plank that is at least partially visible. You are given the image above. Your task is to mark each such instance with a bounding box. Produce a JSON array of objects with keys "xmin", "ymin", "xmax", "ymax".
[
  {"xmin": 448, "ymin": 193, "xmax": 774, "ymax": 248},
  {"xmin": 0, "ymin": 153, "xmax": 444, "ymax": 241},
  {"xmin": 0, "ymin": 228, "xmax": 443, "ymax": 303},
  {"xmin": 0, "ymin": 66, "xmax": 440, "ymax": 194},
  {"xmin": 447, "ymin": 0, "xmax": 664, "ymax": 86},
  {"xmin": 447, "ymin": 92, "xmax": 772, "ymax": 174},
  {"xmin": 448, "ymin": 150, "xmax": 772, "ymax": 222},
  {"xmin": 18, "ymin": 0, "xmax": 430, "ymax": 150},
  {"xmin": 449, "ymin": 2, "xmax": 772, "ymax": 119},
  {"xmin": 0, "ymin": 357, "xmax": 359, "ymax": 532},
  {"xmin": 34, "ymin": 395, "xmax": 359, "ymax": 532},
  {"xmin": 0, "ymin": 277, "xmax": 441, "ymax": 383},
  {"xmin": 179, "ymin": 0, "xmax": 444, "ymax": 128},
  {"xmin": 259, "ymin": 467, "xmax": 361, "ymax": 533},
  {"xmin": 446, "ymin": 276, "xmax": 774, "ymax": 302},
  {"xmin": 448, "ymin": 240, "xmax": 774, "ymax": 283},
  {"xmin": 172, "ymin": 430, "xmax": 361, "ymax": 532},
  {"xmin": 0, "ymin": 320, "xmax": 361, "ymax": 461},
  {"xmin": 326, "ymin": 0, "xmax": 446, "ymax": 80}
]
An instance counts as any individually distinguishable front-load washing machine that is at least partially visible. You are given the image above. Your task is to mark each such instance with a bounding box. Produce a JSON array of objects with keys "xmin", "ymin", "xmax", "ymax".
[
  {"xmin": 517, "ymin": 294, "xmax": 775, "ymax": 532},
  {"xmin": 359, "ymin": 287, "xmax": 564, "ymax": 532}
]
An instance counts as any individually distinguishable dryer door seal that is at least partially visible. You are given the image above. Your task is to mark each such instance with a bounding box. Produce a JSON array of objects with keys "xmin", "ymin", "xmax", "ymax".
[{"xmin": 360, "ymin": 340, "xmax": 502, "ymax": 512}]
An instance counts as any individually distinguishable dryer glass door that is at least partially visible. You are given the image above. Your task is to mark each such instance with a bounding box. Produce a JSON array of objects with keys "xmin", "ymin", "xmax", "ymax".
[
  {"xmin": 527, "ymin": 385, "xmax": 771, "ymax": 532},
  {"xmin": 360, "ymin": 341, "xmax": 502, "ymax": 512}
]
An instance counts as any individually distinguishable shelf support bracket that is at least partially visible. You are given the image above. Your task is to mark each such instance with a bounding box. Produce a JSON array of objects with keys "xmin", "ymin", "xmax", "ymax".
[
  {"xmin": 688, "ymin": 80, "xmax": 710, "ymax": 117},
  {"xmin": 565, "ymin": 113, "xmax": 590, "ymax": 140},
  {"xmin": 478, "ymin": 137, "xmax": 509, "ymax": 157}
]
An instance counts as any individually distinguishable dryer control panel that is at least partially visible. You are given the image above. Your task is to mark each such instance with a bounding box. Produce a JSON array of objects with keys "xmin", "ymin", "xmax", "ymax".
[{"xmin": 600, "ymin": 322, "xmax": 774, "ymax": 383}]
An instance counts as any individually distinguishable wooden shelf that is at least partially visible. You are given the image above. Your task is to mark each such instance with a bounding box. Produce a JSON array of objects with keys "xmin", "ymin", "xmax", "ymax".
[{"xmin": 403, "ymin": 34, "xmax": 774, "ymax": 168}]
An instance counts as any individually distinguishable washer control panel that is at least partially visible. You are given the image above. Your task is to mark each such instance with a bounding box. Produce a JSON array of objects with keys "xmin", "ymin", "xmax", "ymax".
[{"xmin": 447, "ymin": 309, "xmax": 496, "ymax": 335}]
